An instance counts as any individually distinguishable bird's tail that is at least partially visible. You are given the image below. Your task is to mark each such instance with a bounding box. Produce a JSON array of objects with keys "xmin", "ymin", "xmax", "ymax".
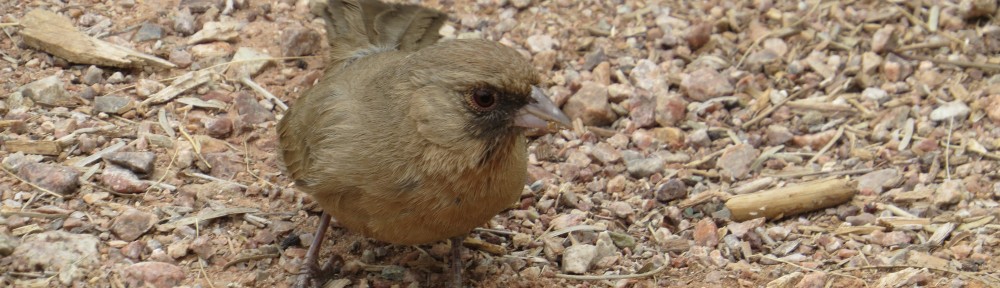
[{"xmin": 315, "ymin": 0, "xmax": 446, "ymax": 67}]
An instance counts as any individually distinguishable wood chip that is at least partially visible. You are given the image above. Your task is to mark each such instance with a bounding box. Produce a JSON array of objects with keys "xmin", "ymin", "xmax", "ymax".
[
  {"xmin": 18, "ymin": 9, "xmax": 174, "ymax": 69},
  {"xmin": 3, "ymin": 140, "xmax": 61, "ymax": 155},
  {"xmin": 157, "ymin": 207, "xmax": 258, "ymax": 231},
  {"xmin": 725, "ymin": 178, "xmax": 857, "ymax": 221}
]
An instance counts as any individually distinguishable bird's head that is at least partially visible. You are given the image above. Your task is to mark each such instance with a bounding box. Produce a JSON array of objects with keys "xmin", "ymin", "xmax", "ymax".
[{"xmin": 402, "ymin": 39, "xmax": 571, "ymax": 164}]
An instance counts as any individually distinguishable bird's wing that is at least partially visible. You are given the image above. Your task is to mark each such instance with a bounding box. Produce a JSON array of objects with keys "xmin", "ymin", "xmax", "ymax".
[{"xmin": 319, "ymin": 0, "xmax": 446, "ymax": 67}]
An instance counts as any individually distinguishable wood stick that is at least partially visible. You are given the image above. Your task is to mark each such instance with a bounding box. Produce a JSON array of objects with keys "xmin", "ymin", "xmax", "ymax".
[
  {"xmin": 3, "ymin": 140, "xmax": 61, "ymax": 155},
  {"xmin": 725, "ymin": 178, "xmax": 856, "ymax": 221}
]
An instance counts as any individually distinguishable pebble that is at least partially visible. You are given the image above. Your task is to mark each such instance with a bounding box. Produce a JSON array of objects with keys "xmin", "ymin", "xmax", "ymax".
[
  {"xmin": 563, "ymin": 81, "xmax": 614, "ymax": 126},
  {"xmin": 595, "ymin": 231, "xmax": 617, "ymax": 260},
  {"xmin": 124, "ymin": 262, "xmax": 186, "ymax": 288},
  {"xmin": 934, "ymin": 179, "xmax": 965, "ymax": 207},
  {"xmin": 654, "ymin": 179, "xmax": 687, "ymax": 202},
  {"xmin": 17, "ymin": 163, "xmax": 81, "ymax": 195},
  {"xmin": 630, "ymin": 59, "xmax": 666, "ymax": 92},
  {"xmin": 727, "ymin": 217, "xmax": 764, "ymax": 238},
  {"xmin": 107, "ymin": 72, "xmax": 126, "ymax": 84},
  {"xmin": 845, "ymin": 213, "xmax": 876, "ymax": 226},
  {"xmin": 0, "ymin": 233, "xmax": 17, "ymax": 256},
  {"xmin": 684, "ymin": 22, "xmax": 712, "ymax": 49},
  {"xmin": 510, "ymin": 0, "xmax": 532, "ymax": 9},
  {"xmin": 20, "ymin": 75, "xmax": 75, "ymax": 107},
  {"xmin": 930, "ymin": 101, "xmax": 971, "ymax": 121},
  {"xmin": 281, "ymin": 27, "xmax": 322, "ymax": 57},
  {"xmin": 81, "ymin": 65, "xmax": 104, "ymax": 85},
  {"xmin": 167, "ymin": 239, "xmax": 190, "ymax": 259},
  {"xmin": 169, "ymin": 49, "xmax": 193, "ymax": 68},
  {"xmin": 681, "ymin": 67, "xmax": 733, "ymax": 101},
  {"xmin": 608, "ymin": 231, "xmax": 636, "ymax": 249},
  {"xmin": 871, "ymin": 25, "xmax": 897, "ymax": 53},
  {"xmin": 205, "ymin": 117, "xmax": 234, "ymax": 138},
  {"xmin": 655, "ymin": 93, "xmax": 687, "ymax": 127},
  {"xmin": 232, "ymin": 47, "xmax": 273, "ymax": 76},
  {"xmin": 856, "ymin": 168, "xmax": 900, "ymax": 194},
  {"xmin": 173, "ymin": 7, "xmax": 197, "ymax": 35},
  {"xmin": 869, "ymin": 230, "xmax": 912, "ymax": 246},
  {"xmin": 693, "ymin": 218, "xmax": 719, "ymax": 247},
  {"xmin": 622, "ymin": 152, "xmax": 664, "ymax": 178},
  {"xmin": 716, "ymin": 144, "xmax": 759, "ymax": 180},
  {"xmin": 235, "ymin": 92, "xmax": 275, "ymax": 127},
  {"xmin": 135, "ymin": 79, "xmax": 165, "ymax": 98},
  {"xmin": 190, "ymin": 42, "xmax": 234, "ymax": 59},
  {"xmin": 590, "ymin": 142, "xmax": 622, "ymax": 164},
  {"xmin": 101, "ymin": 164, "xmax": 150, "ymax": 193},
  {"xmin": 609, "ymin": 201, "xmax": 633, "ymax": 218},
  {"xmin": 111, "ymin": 209, "xmax": 158, "ymax": 241},
  {"xmin": 133, "ymin": 22, "xmax": 164, "ymax": 42},
  {"xmin": 862, "ymin": 87, "xmax": 888, "ymax": 102},
  {"xmin": 796, "ymin": 271, "xmax": 828, "ymax": 288},
  {"xmin": 766, "ymin": 124, "xmax": 793, "ymax": 145},
  {"xmin": 93, "ymin": 95, "xmax": 135, "ymax": 114},
  {"xmin": 525, "ymin": 34, "xmax": 557, "ymax": 53},
  {"xmin": 561, "ymin": 244, "xmax": 597, "ymax": 274},
  {"xmin": 103, "ymin": 151, "xmax": 156, "ymax": 175},
  {"xmin": 11, "ymin": 231, "xmax": 99, "ymax": 283},
  {"xmin": 960, "ymin": 0, "xmax": 998, "ymax": 19},
  {"xmin": 188, "ymin": 21, "xmax": 239, "ymax": 44}
]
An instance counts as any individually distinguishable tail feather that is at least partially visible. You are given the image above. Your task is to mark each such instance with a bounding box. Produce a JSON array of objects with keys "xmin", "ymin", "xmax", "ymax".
[{"xmin": 319, "ymin": 0, "xmax": 446, "ymax": 67}]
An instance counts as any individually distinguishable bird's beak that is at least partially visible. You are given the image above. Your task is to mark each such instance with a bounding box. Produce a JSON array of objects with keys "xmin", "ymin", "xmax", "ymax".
[{"xmin": 514, "ymin": 86, "xmax": 572, "ymax": 130}]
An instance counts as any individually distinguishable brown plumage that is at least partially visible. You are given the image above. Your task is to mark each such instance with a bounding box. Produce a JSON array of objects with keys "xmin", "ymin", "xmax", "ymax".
[{"xmin": 277, "ymin": 0, "xmax": 570, "ymax": 287}]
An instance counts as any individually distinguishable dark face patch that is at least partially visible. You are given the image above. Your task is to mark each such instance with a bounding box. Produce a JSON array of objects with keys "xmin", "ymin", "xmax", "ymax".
[{"xmin": 462, "ymin": 84, "xmax": 530, "ymax": 140}]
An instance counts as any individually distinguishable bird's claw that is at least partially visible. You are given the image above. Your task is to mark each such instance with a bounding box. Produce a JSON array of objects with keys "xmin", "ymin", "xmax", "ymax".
[{"xmin": 294, "ymin": 255, "xmax": 344, "ymax": 288}]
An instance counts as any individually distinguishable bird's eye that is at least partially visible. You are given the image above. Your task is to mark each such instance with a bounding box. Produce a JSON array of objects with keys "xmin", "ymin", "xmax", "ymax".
[{"xmin": 468, "ymin": 88, "xmax": 498, "ymax": 111}]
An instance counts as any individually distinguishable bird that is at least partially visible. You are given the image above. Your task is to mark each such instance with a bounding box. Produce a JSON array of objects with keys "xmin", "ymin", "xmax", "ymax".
[{"xmin": 276, "ymin": 0, "xmax": 572, "ymax": 287}]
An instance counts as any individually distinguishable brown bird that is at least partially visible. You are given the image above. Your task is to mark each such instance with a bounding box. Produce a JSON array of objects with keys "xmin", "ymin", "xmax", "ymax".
[{"xmin": 277, "ymin": 0, "xmax": 571, "ymax": 287}]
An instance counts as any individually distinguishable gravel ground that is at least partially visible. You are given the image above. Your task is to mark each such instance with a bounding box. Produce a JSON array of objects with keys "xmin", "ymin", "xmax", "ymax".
[{"xmin": 1, "ymin": 0, "xmax": 999, "ymax": 287}]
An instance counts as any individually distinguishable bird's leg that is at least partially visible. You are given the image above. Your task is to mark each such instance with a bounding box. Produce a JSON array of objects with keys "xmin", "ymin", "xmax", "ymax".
[
  {"xmin": 296, "ymin": 212, "xmax": 331, "ymax": 288},
  {"xmin": 449, "ymin": 236, "xmax": 465, "ymax": 288}
]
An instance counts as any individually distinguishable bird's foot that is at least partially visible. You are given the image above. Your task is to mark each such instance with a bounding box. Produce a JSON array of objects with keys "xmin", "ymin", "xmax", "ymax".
[{"xmin": 295, "ymin": 254, "xmax": 344, "ymax": 288}]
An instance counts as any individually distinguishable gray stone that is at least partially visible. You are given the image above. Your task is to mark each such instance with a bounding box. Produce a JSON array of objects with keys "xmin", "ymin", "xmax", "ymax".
[
  {"xmin": 111, "ymin": 209, "xmax": 158, "ymax": 241},
  {"xmin": 11, "ymin": 231, "xmax": 99, "ymax": 284},
  {"xmin": 17, "ymin": 163, "xmax": 81, "ymax": 195},
  {"xmin": 133, "ymin": 22, "xmax": 164, "ymax": 42},
  {"xmin": 561, "ymin": 244, "xmax": 597, "ymax": 274},
  {"xmin": 94, "ymin": 95, "xmax": 134, "ymax": 114},
  {"xmin": 103, "ymin": 152, "xmax": 156, "ymax": 175},
  {"xmin": 81, "ymin": 65, "xmax": 104, "ymax": 85}
]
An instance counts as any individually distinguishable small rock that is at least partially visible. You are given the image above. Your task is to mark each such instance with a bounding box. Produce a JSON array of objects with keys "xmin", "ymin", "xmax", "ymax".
[
  {"xmin": 188, "ymin": 21, "xmax": 239, "ymax": 44},
  {"xmin": 856, "ymin": 168, "xmax": 900, "ymax": 194},
  {"xmin": 871, "ymin": 25, "xmax": 897, "ymax": 53},
  {"xmin": 133, "ymin": 22, "xmax": 164, "ymax": 42},
  {"xmin": 630, "ymin": 59, "xmax": 666, "ymax": 92},
  {"xmin": 103, "ymin": 152, "xmax": 156, "ymax": 175},
  {"xmin": 960, "ymin": 0, "xmax": 998, "ymax": 19},
  {"xmin": 11, "ymin": 231, "xmax": 99, "ymax": 283},
  {"xmin": 862, "ymin": 87, "xmax": 888, "ymax": 102},
  {"xmin": 795, "ymin": 271, "xmax": 827, "ymax": 288},
  {"xmin": 623, "ymin": 153, "xmax": 664, "ymax": 178},
  {"xmin": 595, "ymin": 231, "xmax": 617, "ymax": 259},
  {"xmin": 606, "ymin": 83, "xmax": 631, "ymax": 103},
  {"xmin": 167, "ymin": 239, "xmax": 190, "ymax": 259},
  {"xmin": 934, "ymin": 179, "xmax": 965, "ymax": 207},
  {"xmin": 17, "ymin": 163, "xmax": 81, "ymax": 195},
  {"xmin": 111, "ymin": 209, "xmax": 158, "ymax": 241},
  {"xmin": 173, "ymin": 8, "xmax": 197, "ymax": 35},
  {"xmin": 122, "ymin": 241, "xmax": 144, "ymax": 259},
  {"xmin": 930, "ymin": 101, "xmax": 971, "ymax": 121},
  {"xmin": 190, "ymin": 42, "xmax": 234, "ymax": 59},
  {"xmin": 727, "ymin": 217, "xmax": 765, "ymax": 238},
  {"xmin": 693, "ymin": 218, "xmax": 719, "ymax": 247},
  {"xmin": 766, "ymin": 125, "xmax": 793, "ymax": 145},
  {"xmin": 101, "ymin": 164, "xmax": 149, "ymax": 193},
  {"xmin": 608, "ymin": 232, "xmax": 636, "ymax": 249},
  {"xmin": 767, "ymin": 271, "xmax": 803, "ymax": 288},
  {"xmin": 590, "ymin": 142, "xmax": 621, "ymax": 164},
  {"xmin": 281, "ymin": 27, "xmax": 322, "ymax": 57},
  {"xmin": 561, "ymin": 244, "xmax": 597, "ymax": 274},
  {"xmin": 870, "ymin": 230, "xmax": 911, "ymax": 246},
  {"xmin": 681, "ymin": 67, "xmax": 733, "ymax": 101},
  {"xmin": 609, "ymin": 201, "xmax": 633, "ymax": 218},
  {"xmin": 169, "ymin": 49, "xmax": 193, "ymax": 68},
  {"xmin": 231, "ymin": 47, "xmax": 273, "ymax": 77},
  {"xmin": 0, "ymin": 233, "xmax": 17, "ymax": 256},
  {"xmin": 684, "ymin": 22, "xmax": 712, "ymax": 49},
  {"xmin": 135, "ymin": 79, "xmax": 165, "ymax": 98},
  {"xmin": 606, "ymin": 174, "xmax": 626, "ymax": 193},
  {"xmin": 525, "ymin": 34, "xmax": 557, "ymax": 53},
  {"xmin": 205, "ymin": 117, "xmax": 233, "ymax": 138},
  {"xmin": 106, "ymin": 72, "xmax": 126, "ymax": 84},
  {"xmin": 563, "ymin": 81, "xmax": 614, "ymax": 126},
  {"xmin": 581, "ymin": 48, "xmax": 606, "ymax": 71},
  {"xmin": 654, "ymin": 179, "xmax": 686, "ymax": 202},
  {"xmin": 716, "ymin": 144, "xmax": 759, "ymax": 180},
  {"xmin": 93, "ymin": 95, "xmax": 135, "ymax": 114},
  {"xmin": 190, "ymin": 236, "xmax": 214, "ymax": 259},
  {"xmin": 380, "ymin": 265, "xmax": 406, "ymax": 281},
  {"xmin": 655, "ymin": 93, "xmax": 687, "ymax": 127},
  {"xmin": 845, "ymin": 213, "xmax": 876, "ymax": 226},
  {"xmin": 510, "ymin": 0, "xmax": 532, "ymax": 9},
  {"xmin": 81, "ymin": 65, "xmax": 104, "ymax": 85},
  {"xmin": 124, "ymin": 262, "xmax": 186, "ymax": 288},
  {"xmin": 235, "ymin": 92, "xmax": 275, "ymax": 127},
  {"xmin": 20, "ymin": 75, "xmax": 74, "ymax": 107}
]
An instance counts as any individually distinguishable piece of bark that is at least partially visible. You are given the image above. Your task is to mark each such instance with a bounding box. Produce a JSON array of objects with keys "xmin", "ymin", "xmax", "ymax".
[
  {"xmin": 725, "ymin": 178, "xmax": 856, "ymax": 221},
  {"xmin": 141, "ymin": 70, "xmax": 214, "ymax": 106},
  {"xmin": 18, "ymin": 9, "xmax": 175, "ymax": 70},
  {"xmin": 3, "ymin": 140, "xmax": 62, "ymax": 156}
]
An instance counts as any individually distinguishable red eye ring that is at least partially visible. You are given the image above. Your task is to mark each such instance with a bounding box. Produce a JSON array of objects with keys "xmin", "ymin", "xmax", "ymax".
[{"xmin": 469, "ymin": 88, "xmax": 498, "ymax": 111}]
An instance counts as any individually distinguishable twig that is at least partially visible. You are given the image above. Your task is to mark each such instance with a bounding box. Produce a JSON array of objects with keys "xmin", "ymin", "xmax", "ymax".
[
  {"xmin": 755, "ymin": 254, "xmax": 866, "ymax": 284},
  {"xmin": 474, "ymin": 227, "xmax": 518, "ymax": 236},
  {"xmin": 742, "ymin": 88, "xmax": 811, "ymax": 129},
  {"xmin": 183, "ymin": 171, "xmax": 249, "ymax": 189},
  {"xmin": 945, "ymin": 118, "xmax": 953, "ymax": 180},
  {"xmin": 1, "ymin": 167, "xmax": 63, "ymax": 198},
  {"xmin": 555, "ymin": 254, "xmax": 669, "ymax": 280},
  {"xmin": 838, "ymin": 265, "xmax": 999, "ymax": 288},
  {"xmin": 241, "ymin": 76, "xmax": 288, "ymax": 111},
  {"xmin": 0, "ymin": 211, "xmax": 69, "ymax": 219},
  {"xmin": 893, "ymin": 52, "xmax": 1000, "ymax": 72},
  {"xmin": 543, "ymin": 225, "xmax": 606, "ymax": 238},
  {"xmin": 764, "ymin": 168, "xmax": 873, "ymax": 179},
  {"xmin": 684, "ymin": 149, "xmax": 726, "ymax": 168}
]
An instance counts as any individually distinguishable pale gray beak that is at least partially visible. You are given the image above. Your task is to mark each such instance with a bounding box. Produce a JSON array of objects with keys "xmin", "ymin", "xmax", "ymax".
[{"xmin": 514, "ymin": 86, "xmax": 572, "ymax": 129}]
